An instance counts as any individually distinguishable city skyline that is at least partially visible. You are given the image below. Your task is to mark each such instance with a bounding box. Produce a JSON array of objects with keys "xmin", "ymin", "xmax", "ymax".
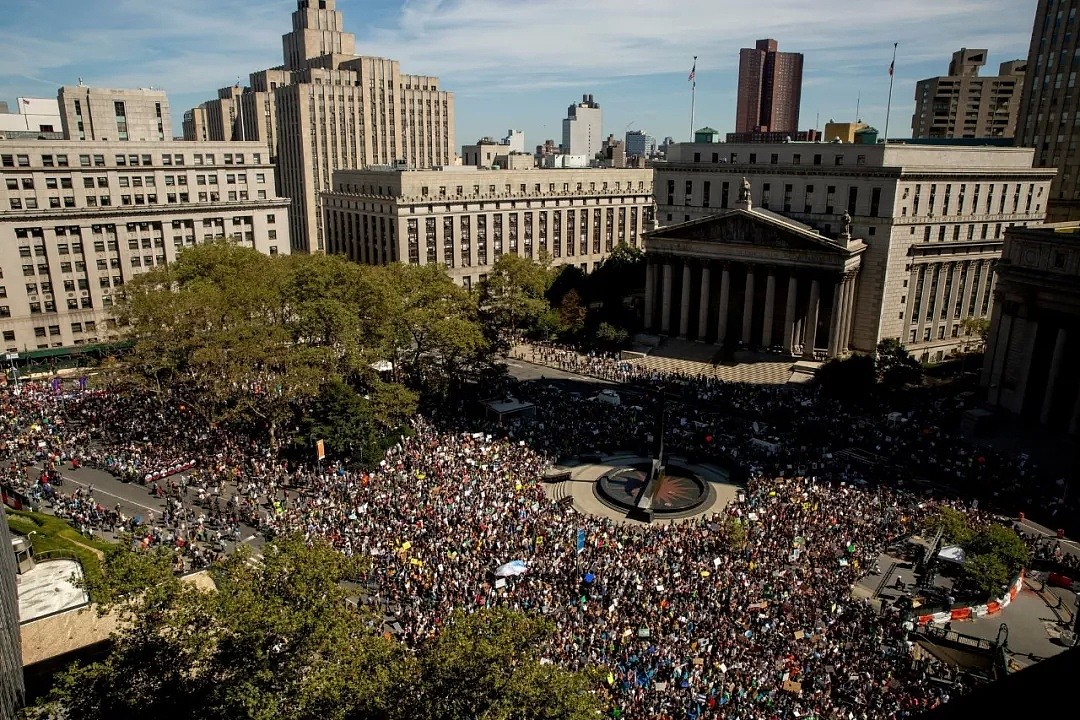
[{"xmin": 0, "ymin": 0, "xmax": 1037, "ymax": 150}]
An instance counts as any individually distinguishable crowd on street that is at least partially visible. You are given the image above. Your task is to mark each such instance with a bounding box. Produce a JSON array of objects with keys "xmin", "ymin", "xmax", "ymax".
[{"xmin": 0, "ymin": 353, "xmax": 1072, "ymax": 718}]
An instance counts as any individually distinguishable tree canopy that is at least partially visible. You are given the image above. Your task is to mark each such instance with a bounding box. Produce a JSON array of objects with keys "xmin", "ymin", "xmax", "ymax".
[
  {"xmin": 114, "ymin": 243, "xmax": 486, "ymax": 456},
  {"xmin": 29, "ymin": 537, "xmax": 599, "ymax": 720}
]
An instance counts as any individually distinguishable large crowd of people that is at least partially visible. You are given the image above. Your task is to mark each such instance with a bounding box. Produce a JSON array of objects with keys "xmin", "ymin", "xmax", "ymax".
[{"xmin": 0, "ymin": 352, "xmax": 1074, "ymax": 718}]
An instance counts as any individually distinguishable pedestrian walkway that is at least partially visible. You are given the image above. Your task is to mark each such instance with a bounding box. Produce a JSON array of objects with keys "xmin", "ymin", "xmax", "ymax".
[{"xmin": 511, "ymin": 341, "xmax": 800, "ymax": 385}]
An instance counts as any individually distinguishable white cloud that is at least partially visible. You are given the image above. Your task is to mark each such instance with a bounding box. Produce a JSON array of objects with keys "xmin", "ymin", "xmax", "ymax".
[{"xmin": 355, "ymin": 0, "xmax": 1032, "ymax": 88}]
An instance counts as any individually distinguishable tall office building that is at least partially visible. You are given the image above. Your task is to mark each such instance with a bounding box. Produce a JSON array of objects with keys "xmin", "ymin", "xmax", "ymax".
[
  {"xmin": 625, "ymin": 130, "xmax": 656, "ymax": 158},
  {"xmin": 735, "ymin": 39, "xmax": 803, "ymax": 134},
  {"xmin": 562, "ymin": 95, "xmax": 602, "ymax": 159},
  {"xmin": 58, "ymin": 86, "xmax": 169, "ymax": 142},
  {"xmin": 911, "ymin": 49, "xmax": 1025, "ymax": 139},
  {"xmin": 1016, "ymin": 0, "xmax": 1080, "ymax": 221},
  {"xmin": 0, "ymin": 504, "xmax": 25, "ymax": 719},
  {"xmin": 185, "ymin": 0, "xmax": 455, "ymax": 253}
]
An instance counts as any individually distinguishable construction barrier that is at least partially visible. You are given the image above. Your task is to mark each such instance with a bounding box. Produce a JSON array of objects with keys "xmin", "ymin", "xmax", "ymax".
[{"xmin": 915, "ymin": 571, "xmax": 1024, "ymax": 625}]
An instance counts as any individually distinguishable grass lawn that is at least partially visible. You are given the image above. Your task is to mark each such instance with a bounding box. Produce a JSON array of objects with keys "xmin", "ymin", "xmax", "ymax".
[{"xmin": 5, "ymin": 508, "xmax": 117, "ymax": 594}]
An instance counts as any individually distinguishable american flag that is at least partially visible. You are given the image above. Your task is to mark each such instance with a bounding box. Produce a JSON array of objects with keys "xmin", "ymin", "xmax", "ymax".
[{"xmin": 688, "ymin": 57, "xmax": 697, "ymax": 83}]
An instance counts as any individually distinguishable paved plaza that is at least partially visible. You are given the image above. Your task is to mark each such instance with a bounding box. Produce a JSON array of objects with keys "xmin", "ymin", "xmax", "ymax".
[
  {"xmin": 512, "ymin": 339, "xmax": 815, "ymax": 385},
  {"xmin": 544, "ymin": 452, "xmax": 741, "ymax": 525}
]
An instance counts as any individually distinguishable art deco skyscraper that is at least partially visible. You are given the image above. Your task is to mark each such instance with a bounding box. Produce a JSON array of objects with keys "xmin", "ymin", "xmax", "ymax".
[
  {"xmin": 735, "ymin": 39, "xmax": 803, "ymax": 134},
  {"xmin": 186, "ymin": 0, "xmax": 455, "ymax": 252}
]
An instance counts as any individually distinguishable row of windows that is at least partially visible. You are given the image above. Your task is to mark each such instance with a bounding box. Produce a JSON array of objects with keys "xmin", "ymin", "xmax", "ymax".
[
  {"xmin": 8, "ymin": 190, "xmax": 271, "ymax": 210},
  {"xmin": 688, "ymin": 151, "xmax": 867, "ymax": 167},
  {"xmin": 0, "ymin": 152, "xmax": 265, "ymax": 170}
]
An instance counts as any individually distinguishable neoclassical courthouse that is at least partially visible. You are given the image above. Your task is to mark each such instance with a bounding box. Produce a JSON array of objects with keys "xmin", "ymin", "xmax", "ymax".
[
  {"xmin": 644, "ymin": 185, "xmax": 863, "ymax": 360},
  {"xmin": 646, "ymin": 141, "xmax": 1056, "ymax": 362}
]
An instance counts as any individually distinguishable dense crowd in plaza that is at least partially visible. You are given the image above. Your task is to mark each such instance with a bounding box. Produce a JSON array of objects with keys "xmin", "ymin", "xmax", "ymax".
[{"xmin": 0, "ymin": 352, "xmax": 1075, "ymax": 718}]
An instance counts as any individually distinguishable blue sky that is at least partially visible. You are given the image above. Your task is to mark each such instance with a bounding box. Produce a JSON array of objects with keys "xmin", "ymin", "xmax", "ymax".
[{"xmin": 0, "ymin": 0, "xmax": 1038, "ymax": 150}]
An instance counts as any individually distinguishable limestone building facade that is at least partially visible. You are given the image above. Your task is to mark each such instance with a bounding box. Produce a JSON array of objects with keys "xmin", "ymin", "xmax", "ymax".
[
  {"xmin": 184, "ymin": 0, "xmax": 455, "ymax": 254},
  {"xmin": 982, "ymin": 223, "xmax": 1080, "ymax": 431},
  {"xmin": 58, "ymin": 86, "xmax": 169, "ymax": 142},
  {"xmin": 0, "ymin": 140, "xmax": 290, "ymax": 353},
  {"xmin": 323, "ymin": 167, "xmax": 654, "ymax": 289},
  {"xmin": 653, "ymin": 142, "xmax": 1055, "ymax": 360}
]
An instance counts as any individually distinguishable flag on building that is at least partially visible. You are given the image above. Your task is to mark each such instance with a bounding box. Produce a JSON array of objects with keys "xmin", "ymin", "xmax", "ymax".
[{"xmin": 688, "ymin": 57, "xmax": 697, "ymax": 83}]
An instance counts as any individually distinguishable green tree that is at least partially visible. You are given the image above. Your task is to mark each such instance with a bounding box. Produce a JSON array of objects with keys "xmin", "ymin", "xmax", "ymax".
[
  {"xmin": 299, "ymin": 379, "xmax": 383, "ymax": 465},
  {"xmin": 116, "ymin": 244, "xmax": 377, "ymax": 447},
  {"xmin": 479, "ymin": 254, "xmax": 554, "ymax": 344},
  {"xmin": 924, "ymin": 506, "xmax": 974, "ymax": 545},
  {"xmin": 556, "ymin": 289, "xmax": 588, "ymax": 337},
  {"xmin": 594, "ymin": 322, "xmax": 630, "ymax": 350},
  {"xmin": 876, "ymin": 338, "xmax": 923, "ymax": 388},
  {"xmin": 31, "ymin": 539, "xmax": 597, "ymax": 720},
  {"xmin": 408, "ymin": 608, "xmax": 601, "ymax": 720},
  {"xmin": 963, "ymin": 524, "xmax": 1029, "ymax": 575},
  {"xmin": 960, "ymin": 553, "xmax": 1011, "ymax": 598},
  {"xmin": 378, "ymin": 263, "xmax": 489, "ymax": 395}
]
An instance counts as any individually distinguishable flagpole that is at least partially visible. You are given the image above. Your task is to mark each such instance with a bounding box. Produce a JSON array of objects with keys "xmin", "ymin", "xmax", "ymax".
[
  {"xmin": 689, "ymin": 55, "xmax": 697, "ymax": 141},
  {"xmin": 883, "ymin": 43, "xmax": 897, "ymax": 145}
]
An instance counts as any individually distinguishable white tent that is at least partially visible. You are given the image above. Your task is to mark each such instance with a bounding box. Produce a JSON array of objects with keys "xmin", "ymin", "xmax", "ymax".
[{"xmin": 937, "ymin": 545, "xmax": 966, "ymax": 564}]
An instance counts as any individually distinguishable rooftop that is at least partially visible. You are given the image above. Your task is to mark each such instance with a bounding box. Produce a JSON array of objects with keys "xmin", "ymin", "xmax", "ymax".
[{"xmin": 17, "ymin": 559, "xmax": 89, "ymax": 623}]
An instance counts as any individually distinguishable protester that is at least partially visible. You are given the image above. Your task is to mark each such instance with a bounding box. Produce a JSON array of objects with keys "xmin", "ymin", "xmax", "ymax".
[{"xmin": 0, "ymin": 362, "xmax": 1064, "ymax": 718}]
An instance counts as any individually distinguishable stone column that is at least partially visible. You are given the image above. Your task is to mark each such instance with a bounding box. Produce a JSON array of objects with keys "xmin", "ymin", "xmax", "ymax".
[
  {"xmin": 783, "ymin": 274, "xmax": 798, "ymax": 355},
  {"xmin": 697, "ymin": 264, "xmax": 711, "ymax": 340},
  {"xmin": 984, "ymin": 308, "xmax": 1012, "ymax": 405},
  {"xmin": 761, "ymin": 270, "xmax": 777, "ymax": 348},
  {"xmin": 660, "ymin": 261, "xmax": 673, "ymax": 334},
  {"xmin": 931, "ymin": 262, "xmax": 950, "ymax": 340},
  {"xmin": 973, "ymin": 260, "xmax": 991, "ymax": 318},
  {"xmin": 840, "ymin": 273, "xmax": 857, "ymax": 353},
  {"xmin": 958, "ymin": 261, "xmax": 977, "ymax": 324},
  {"xmin": 803, "ymin": 277, "xmax": 821, "ymax": 360},
  {"xmin": 827, "ymin": 277, "xmax": 844, "ymax": 358},
  {"xmin": 741, "ymin": 265, "xmax": 756, "ymax": 345},
  {"xmin": 716, "ymin": 264, "xmax": 731, "ymax": 344},
  {"xmin": 643, "ymin": 261, "xmax": 656, "ymax": 331},
  {"xmin": 679, "ymin": 261, "xmax": 693, "ymax": 337},
  {"xmin": 1041, "ymin": 327, "xmax": 1068, "ymax": 425},
  {"xmin": 915, "ymin": 263, "xmax": 935, "ymax": 342},
  {"xmin": 943, "ymin": 262, "xmax": 962, "ymax": 337}
]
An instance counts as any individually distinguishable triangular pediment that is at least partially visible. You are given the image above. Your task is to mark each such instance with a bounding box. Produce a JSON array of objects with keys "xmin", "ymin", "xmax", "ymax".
[{"xmin": 649, "ymin": 209, "xmax": 858, "ymax": 256}]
